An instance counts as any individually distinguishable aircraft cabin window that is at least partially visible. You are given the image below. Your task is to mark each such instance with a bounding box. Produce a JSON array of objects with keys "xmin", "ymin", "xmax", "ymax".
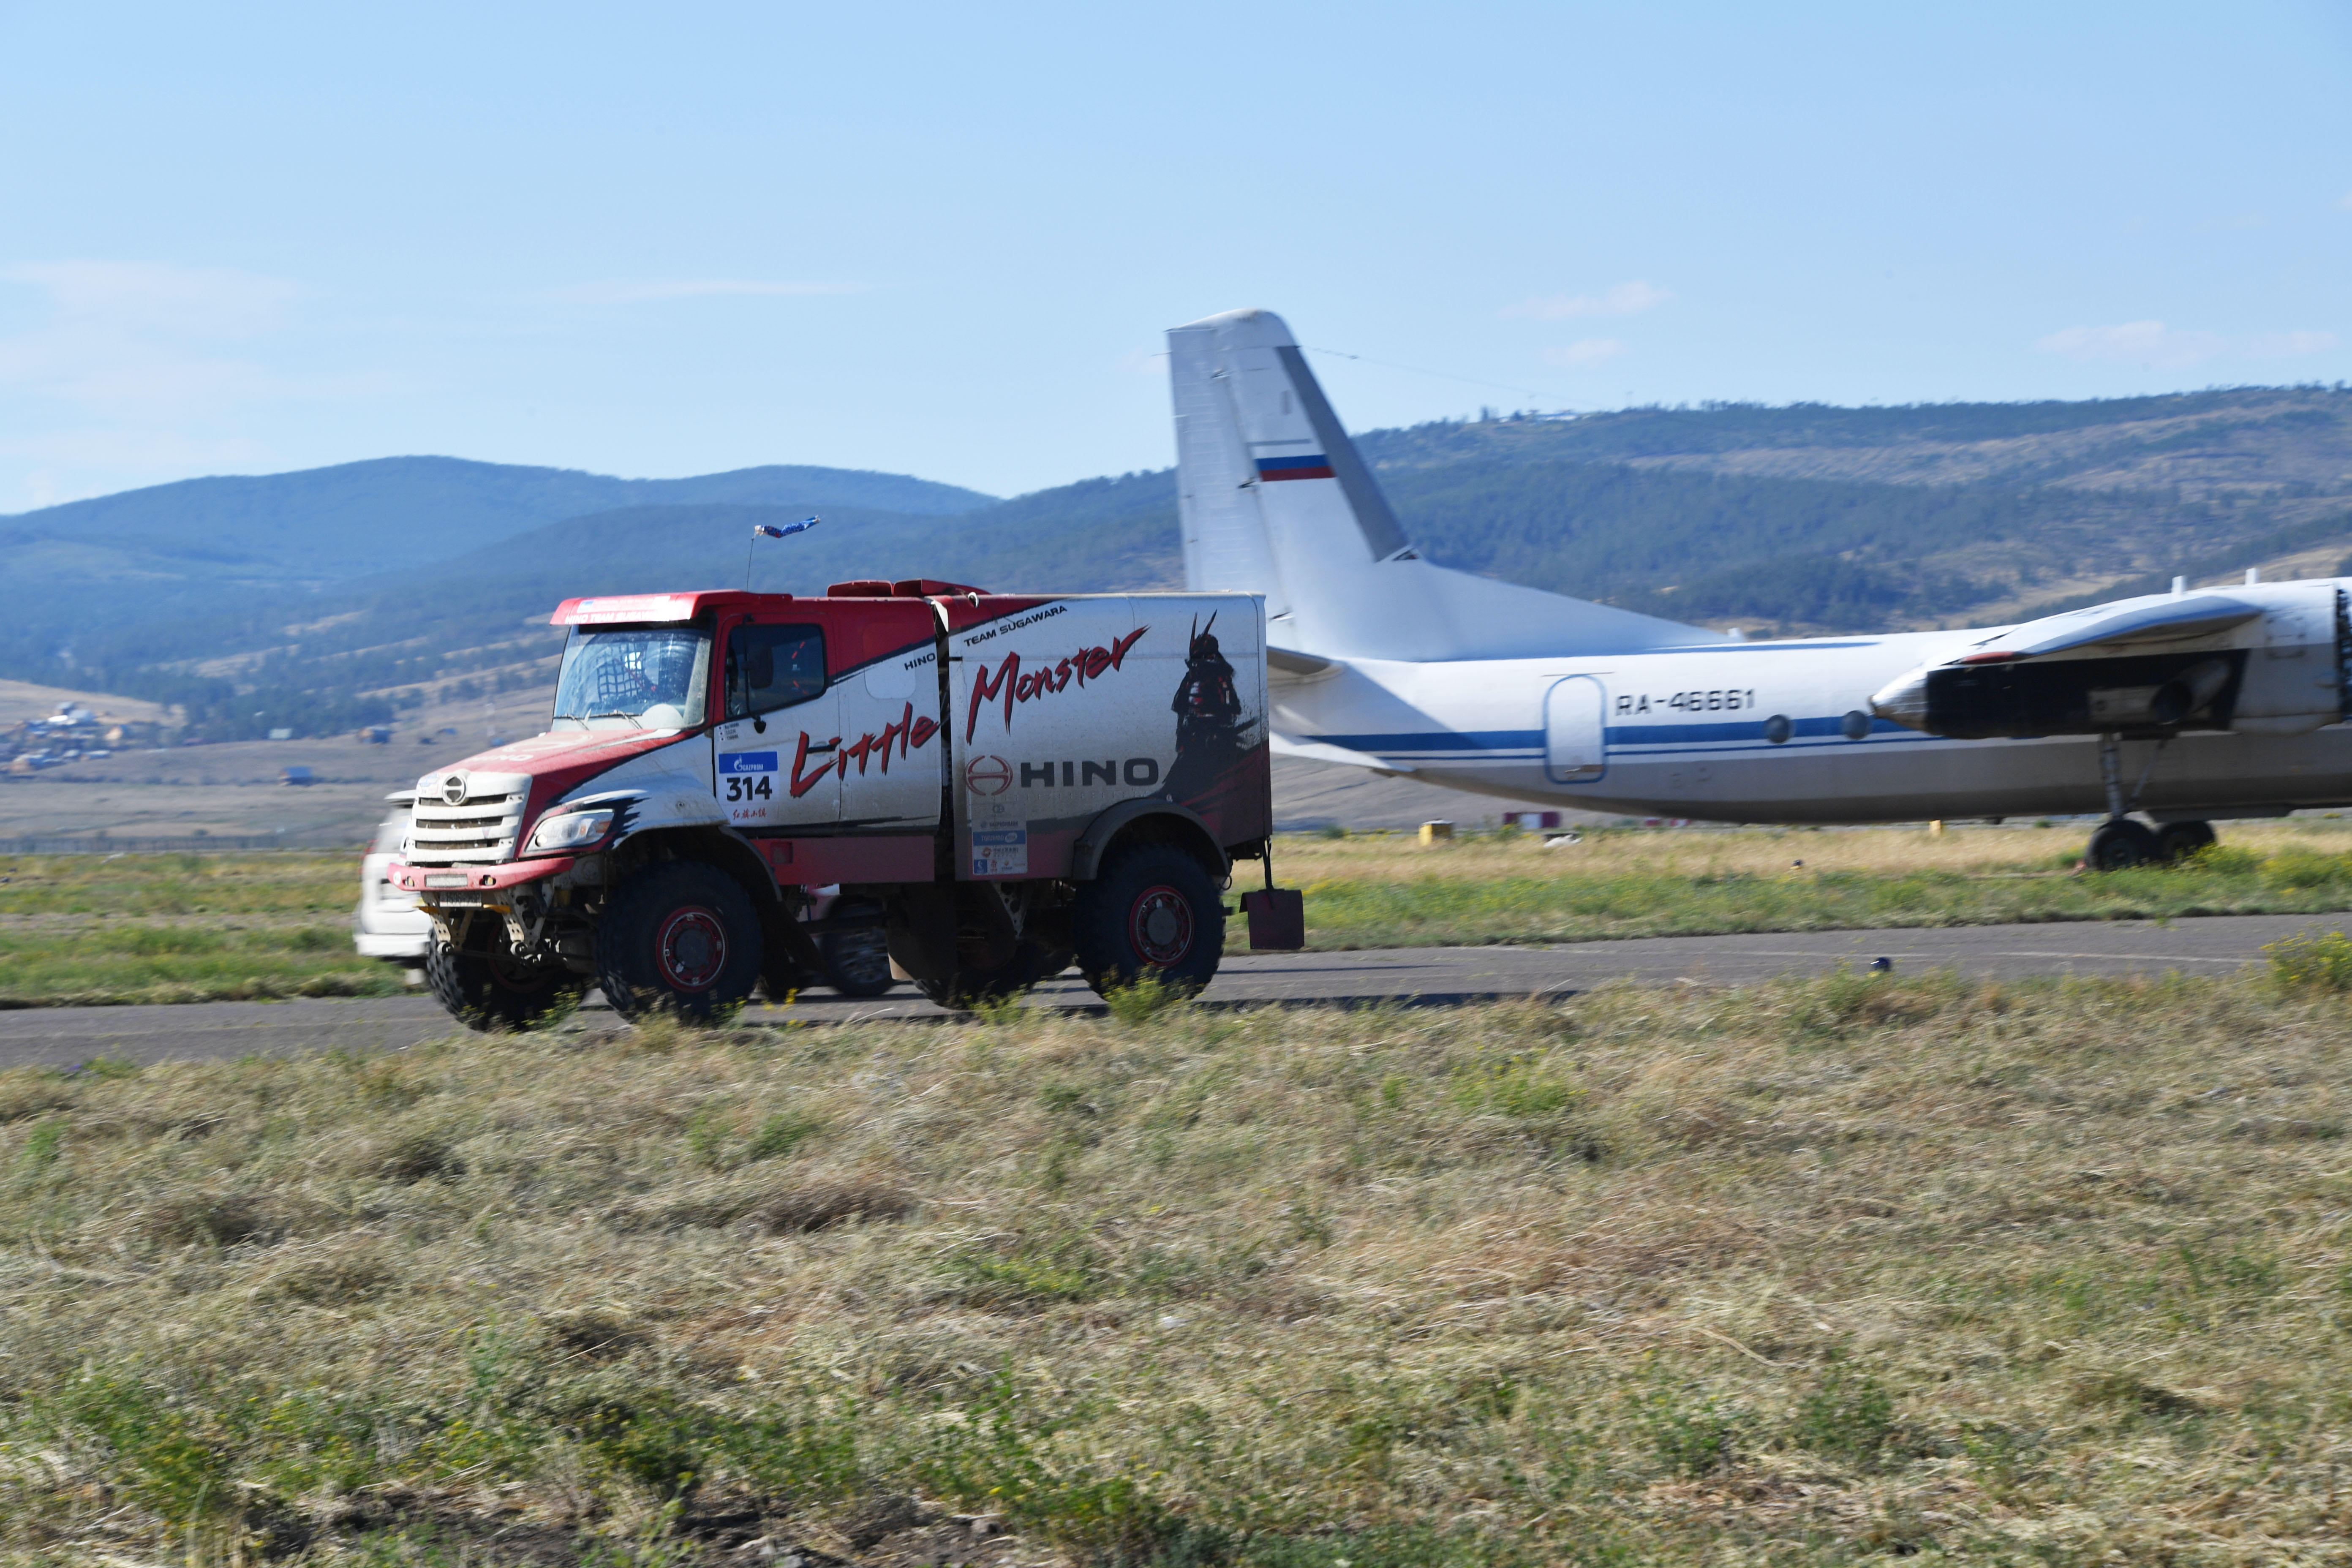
[{"xmin": 725, "ymin": 624, "xmax": 826, "ymax": 718}]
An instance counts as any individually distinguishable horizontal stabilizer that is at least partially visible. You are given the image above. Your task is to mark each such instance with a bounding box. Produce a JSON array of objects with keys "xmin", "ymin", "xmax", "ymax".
[
  {"xmin": 1964, "ymin": 593, "xmax": 2260, "ymax": 662},
  {"xmin": 1271, "ymin": 730, "xmax": 1416, "ymax": 775}
]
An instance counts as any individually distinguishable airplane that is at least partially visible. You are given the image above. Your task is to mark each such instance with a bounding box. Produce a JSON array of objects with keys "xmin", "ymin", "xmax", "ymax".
[{"xmin": 1167, "ymin": 308, "xmax": 2352, "ymax": 870}]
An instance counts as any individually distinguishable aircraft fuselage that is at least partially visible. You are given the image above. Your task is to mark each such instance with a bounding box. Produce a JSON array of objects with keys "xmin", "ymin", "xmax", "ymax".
[{"xmin": 1278, "ymin": 621, "xmax": 2352, "ymax": 824}]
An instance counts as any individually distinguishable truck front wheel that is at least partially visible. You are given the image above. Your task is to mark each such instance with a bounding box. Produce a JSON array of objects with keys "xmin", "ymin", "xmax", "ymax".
[
  {"xmin": 1071, "ymin": 842, "xmax": 1225, "ymax": 999},
  {"xmin": 425, "ymin": 937, "xmax": 584, "ymax": 1032},
  {"xmin": 595, "ymin": 861, "xmax": 764, "ymax": 1019}
]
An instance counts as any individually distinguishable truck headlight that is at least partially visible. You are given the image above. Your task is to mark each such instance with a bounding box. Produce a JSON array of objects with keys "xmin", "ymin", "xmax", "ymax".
[{"xmin": 525, "ymin": 808, "xmax": 614, "ymax": 854}]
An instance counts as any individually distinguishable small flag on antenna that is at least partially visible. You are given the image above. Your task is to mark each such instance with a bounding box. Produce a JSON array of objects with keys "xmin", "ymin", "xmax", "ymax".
[{"xmin": 752, "ymin": 516, "xmax": 819, "ymax": 540}]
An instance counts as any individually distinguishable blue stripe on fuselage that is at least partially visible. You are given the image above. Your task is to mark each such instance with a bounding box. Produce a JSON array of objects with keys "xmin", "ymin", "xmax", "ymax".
[{"xmin": 1312, "ymin": 715, "xmax": 1923, "ymax": 758}]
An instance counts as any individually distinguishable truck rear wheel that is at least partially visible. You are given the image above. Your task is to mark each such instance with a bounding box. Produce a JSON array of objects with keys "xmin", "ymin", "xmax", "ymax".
[
  {"xmin": 914, "ymin": 940, "xmax": 1057, "ymax": 1010},
  {"xmin": 425, "ymin": 937, "xmax": 584, "ymax": 1032},
  {"xmin": 595, "ymin": 860, "xmax": 764, "ymax": 1020},
  {"xmin": 1072, "ymin": 842, "xmax": 1224, "ymax": 999}
]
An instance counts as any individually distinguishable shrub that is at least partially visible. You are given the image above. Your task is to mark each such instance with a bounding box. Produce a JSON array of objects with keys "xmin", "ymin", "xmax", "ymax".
[
  {"xmin": 2186, "ymin": 844, "xmax": 2261, "ymax": 875},
  {"xmin": 2259, "ymin": 848, "xmax": 2349, "ymax": 890},
  {"xmin": 2267, "ymin": 930, "xmax": 2352, "ymax": 994}
]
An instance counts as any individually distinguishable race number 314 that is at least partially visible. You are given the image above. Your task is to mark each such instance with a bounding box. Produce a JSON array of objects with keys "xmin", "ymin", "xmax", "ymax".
[{"xmin": 720, "ymin": 751, "xmax": 778, "ymax": 801}]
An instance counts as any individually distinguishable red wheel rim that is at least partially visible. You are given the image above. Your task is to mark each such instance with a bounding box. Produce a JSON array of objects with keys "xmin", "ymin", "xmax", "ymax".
[
  {"xmin": 1128, "ymin": 884, "xmax": 1193, "ymax": 966},
  {"xmin": 655, "ymin": 905, "xmax": 728, "ymax": 991}
]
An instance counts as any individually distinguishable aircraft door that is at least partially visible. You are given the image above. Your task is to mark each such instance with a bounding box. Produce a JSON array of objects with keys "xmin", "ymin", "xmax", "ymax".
[{"xmin": 1544, "ymin": 676, "xmax": 1607, "ymax": 784}]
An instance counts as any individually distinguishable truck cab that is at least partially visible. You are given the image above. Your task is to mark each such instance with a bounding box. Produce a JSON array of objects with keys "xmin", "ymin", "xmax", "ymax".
[{"xmin": 389, "ymin": 580, "xmax": 1283, "ymax": 1025}]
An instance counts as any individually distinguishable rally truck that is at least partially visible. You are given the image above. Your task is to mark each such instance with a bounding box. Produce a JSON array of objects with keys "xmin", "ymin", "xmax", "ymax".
[{"xmin": 386, "ymin": 580, "xmax": 1293, "ymax": 1026}]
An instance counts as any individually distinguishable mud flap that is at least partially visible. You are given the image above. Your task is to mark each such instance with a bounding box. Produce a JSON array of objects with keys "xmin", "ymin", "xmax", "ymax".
[{"xmin": 1240, "ymin": 887, "xmax": 1304, "ymax": 950}]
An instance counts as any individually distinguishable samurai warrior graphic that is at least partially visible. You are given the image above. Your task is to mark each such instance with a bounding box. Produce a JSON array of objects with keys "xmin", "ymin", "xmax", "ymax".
[{"xmin": 1161, "ymin": 613, "xmax": 1259, "ymax": 803}]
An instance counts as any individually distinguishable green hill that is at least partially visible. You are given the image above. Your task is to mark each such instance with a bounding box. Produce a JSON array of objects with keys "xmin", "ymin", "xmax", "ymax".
[{"xmin": 9, "ymin": 386, "xmax": 2352, "ymax": 739}]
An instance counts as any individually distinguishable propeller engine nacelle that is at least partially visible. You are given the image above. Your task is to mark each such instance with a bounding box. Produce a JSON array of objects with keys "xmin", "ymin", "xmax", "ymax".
[{"xmin": 1872, "ymin": 582, "xmax": 2346, "ymax": 740}]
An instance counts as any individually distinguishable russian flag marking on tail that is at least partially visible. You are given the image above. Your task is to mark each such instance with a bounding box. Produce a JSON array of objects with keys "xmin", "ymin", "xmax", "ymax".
[{"xmin": 1255, "ymin": 455, "xmax": 1335, "ymax": 481}]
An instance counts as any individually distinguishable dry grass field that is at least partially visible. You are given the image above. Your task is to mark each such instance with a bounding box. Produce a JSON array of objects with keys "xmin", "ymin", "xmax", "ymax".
[{"xmin": 3, "ymin": 963, "xmax": 2352, "ymax": 1565}]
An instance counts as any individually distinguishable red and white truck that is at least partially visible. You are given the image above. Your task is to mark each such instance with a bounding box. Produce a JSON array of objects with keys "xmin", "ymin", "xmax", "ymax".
[{"xmin": 386, "ymin": 580, "xmax": 1299, "ymax": 1026}]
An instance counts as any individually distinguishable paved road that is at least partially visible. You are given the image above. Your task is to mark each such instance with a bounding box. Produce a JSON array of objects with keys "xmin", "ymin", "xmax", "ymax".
[{"xmin": 3, "ymin": 911, "xmax": 2341, "ymax": 1069}]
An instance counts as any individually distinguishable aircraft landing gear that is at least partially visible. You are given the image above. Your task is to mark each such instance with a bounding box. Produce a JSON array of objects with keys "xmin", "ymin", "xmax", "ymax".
[
  {"xmin": 2086, "ymin": 817, "xmax": 2161, "ymax": 871},
  {"xmin": 2085, "ymin": 732, "xmax": 2181, "ymax": 871}
]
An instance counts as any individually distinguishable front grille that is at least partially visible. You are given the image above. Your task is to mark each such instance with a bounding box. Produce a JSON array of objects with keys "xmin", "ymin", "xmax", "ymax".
[{"xmin": 406, "ymin": 771, "xmax": 531, "ymax": 865}]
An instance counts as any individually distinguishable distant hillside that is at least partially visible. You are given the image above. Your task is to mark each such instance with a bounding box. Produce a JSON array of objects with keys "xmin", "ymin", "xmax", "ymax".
[
  {"xmin": 8, "ymin": 386, "xmax": 2351, "ymax": 738},
  {"xmin": 1361, "ymin": 386, "xmax": 2352, "ymax": 629},
  {"xmin": 0, "ymin": 457, "xmax": 995, "ymax": 658}
]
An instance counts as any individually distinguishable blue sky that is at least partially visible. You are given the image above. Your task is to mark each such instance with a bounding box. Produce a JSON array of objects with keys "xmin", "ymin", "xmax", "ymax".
[{"xmin": 0, "ymin": 0, "xmax": 2346, "ymax": 512}]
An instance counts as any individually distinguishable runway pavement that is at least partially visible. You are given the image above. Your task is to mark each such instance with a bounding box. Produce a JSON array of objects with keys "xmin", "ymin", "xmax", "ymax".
[{"xmin": 3, "ymin": 910, "xmax": 2343, "ymax": 1069}]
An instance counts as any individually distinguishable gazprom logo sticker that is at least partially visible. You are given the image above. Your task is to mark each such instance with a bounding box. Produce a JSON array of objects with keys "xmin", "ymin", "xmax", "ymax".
[{"xmin": 719, "ymin": 752, "xmax": 778, "ymax": 774}]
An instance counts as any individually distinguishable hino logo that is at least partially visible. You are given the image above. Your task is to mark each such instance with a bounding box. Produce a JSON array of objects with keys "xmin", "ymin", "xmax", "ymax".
[
  {"xmin": 442, "ymin": 773, "xmax": 468, "ymax": 806},
  {"xmin": 1012, "ymin": 757, "xmax": 1160, "ymax": 789}
]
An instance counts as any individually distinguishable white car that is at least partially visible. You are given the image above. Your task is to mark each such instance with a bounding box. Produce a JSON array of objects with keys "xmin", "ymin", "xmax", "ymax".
[{"xmin": 353, "ymin": 794, "xmax": 432, "ymax": 962}]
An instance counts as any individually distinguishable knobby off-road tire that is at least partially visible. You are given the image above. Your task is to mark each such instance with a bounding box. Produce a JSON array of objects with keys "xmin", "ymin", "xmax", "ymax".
[
  {"xmin": 914, "ymin": 940, "xmax": 1058, "ymax": 1010},
  {"xmin": 821, "ymin": 898, "xmax": 899, "ymax": 999},
  {"xmin": 1071, "ymin": 841, "xmax": 1225, "ymax": 999},
  {"xmin": 594, "ymin": 860, "xmax": 764, "ymax": 1020},
  {"xmin": 425, "ymin": 938, "xmax": 585, "ymax": 1032}
]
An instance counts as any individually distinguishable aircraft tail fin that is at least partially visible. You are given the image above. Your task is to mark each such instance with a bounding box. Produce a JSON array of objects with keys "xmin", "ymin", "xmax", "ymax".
[{"xmin": 1168, "ymin": 308, "xmax": 1725, "ymax": 661}]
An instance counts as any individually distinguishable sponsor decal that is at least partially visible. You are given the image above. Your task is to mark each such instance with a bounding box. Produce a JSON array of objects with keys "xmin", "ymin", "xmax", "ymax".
[
  {"xmin": 958, "ymin": 603, "xmax": 1068, "ymax": 645},
  {"xmin": 971, "ymin": 825, "xmax": 1028, "ymax": 878},
  {"xmin": 788, "ymin": 702, "xmax": 940, "ymax": 798},
  {"xmin": 965, "ymin": 754, "xmax": 1013, "ymax": 796},
  {"xmin": 719, "ymin": 749, "xmax": 778, "ymax": 806},
  {"xmin": 1007, "ymin": 757, "xmax": 1160, "ymax": 789},
  {"xmin": 965, "ymin": 626, "xmax": 1149, "ymax": 742}
]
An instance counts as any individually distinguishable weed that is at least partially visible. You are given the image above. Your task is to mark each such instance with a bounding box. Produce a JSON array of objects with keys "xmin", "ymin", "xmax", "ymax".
[
  {"xmin": 1959, "ymin": 1422, "xmax": 2047, "ymax": 1492},
  {"xmin": 1103, "ymin": 971, "xmax": 1191, "ymax": 1024},
  {"xmin": 944, "ymin": 1237, "xmax": 1103, "ymax": 1307},
  {"xmin": 683, "ymin": 1108, "xmax": 731, "ymax": 1168},
  {"xmin": 1629, "ymin": 1379, "xmax": 1743, "ymax": 1476},
  {"xmin": 16, "ymin": 1115, "xmax": 64, "ymax": 1176},
  {"xmin": 1448, "ymin": 1056, "xmax": 1583, "ymax": 1117},
  {"xmin": 969, "ymin": 991, "xmax": 1029, "ymax": 1026},
  {"xmin": 1789, "ymin": 1364, "xmax": 1902, "ymax": 1471},
  {"xmin": 744, "ymin": 1106, "xmax": 823, "ymax": 1162}
]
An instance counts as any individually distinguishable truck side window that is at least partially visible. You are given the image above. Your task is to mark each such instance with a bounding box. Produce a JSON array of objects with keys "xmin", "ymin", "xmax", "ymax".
[{"xmin": 726, "ymin": 624, "xmax": 826, "ymax": 718}]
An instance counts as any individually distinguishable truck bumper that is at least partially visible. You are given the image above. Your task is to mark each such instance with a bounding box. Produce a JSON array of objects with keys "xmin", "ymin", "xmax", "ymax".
[{"xmin": 387, "ymin": 856, "xmax": 577, "ymax": 894}]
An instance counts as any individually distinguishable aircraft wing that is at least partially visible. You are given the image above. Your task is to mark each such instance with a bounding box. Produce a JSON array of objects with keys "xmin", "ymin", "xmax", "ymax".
[
  {"xmin": 1269, "ymin": 731, "xmax": 1416, "ymax": 775},
  {"xmin": 1960, "ymin": 593, "xmax": 2260, "ymax": 663},
  {"xmin": 1268, "ymin": 646, "xmax": 1337, "ymax": 677}
]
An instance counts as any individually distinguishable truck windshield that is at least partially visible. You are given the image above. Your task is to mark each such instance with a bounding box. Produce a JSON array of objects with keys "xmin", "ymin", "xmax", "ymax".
[{"xmin": 550, "ymin": 625, "xmax": 712, "ymax": 731}]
